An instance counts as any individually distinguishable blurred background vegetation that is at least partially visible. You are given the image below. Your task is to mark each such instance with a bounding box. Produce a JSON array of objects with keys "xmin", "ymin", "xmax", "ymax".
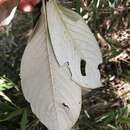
[{"xmin": 0, "ymin": 0, "xmax": 130, "ymax": 130}]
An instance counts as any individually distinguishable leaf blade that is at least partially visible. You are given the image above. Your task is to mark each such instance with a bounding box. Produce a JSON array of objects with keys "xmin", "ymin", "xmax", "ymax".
[
  {"xmin": 20, "ymin": 109, "xmax": 28, "ymax": 130},
  {"xmin": 47, "ymin": 1, "xmax": 102, "ymax": 89},
  {"xmin": 20, "ymin": 11, "xmax": 81, "ymax": 130}
]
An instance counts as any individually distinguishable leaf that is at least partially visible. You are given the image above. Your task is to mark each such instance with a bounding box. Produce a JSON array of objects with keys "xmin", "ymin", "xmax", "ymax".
[
  {"xmin": 0, "ymin": 102, "xmax": 16, "ymax": 113},
  {"xmin": 47, "ymin": 0, "xmax": 102, "ymax": 89},
  {"xmin": 119, "ymin": 117, "xmax": 130, "ymax": 127},
  {"xmin": 32, "ymin": 1, "xmax": 42, "ymax": 27},
  {"xmin": 0, "ymin": 76, "xmax": 14, "ymax": 91},
  {"xmin": 20, "ymin": 9, "xmax": 81, "ymax": 130},
  {"xmin": 20, "ymin": 109, "xmax": 28, "ymax": 130},
  {"xmin": 96, "ymin": 0, "xmax": 101, "ymax": 8},
  {"xmin": 0, "ymin": 108, "xmax": 23, "ymax": 122},
  {"xmin": 0, "ymin": 7, "xmax": 17, "ymax": 26},
  {"xmin": 75, "ymin": 0, "xmax": 80, "ymax": 14},
  {"xmin": 0, "ymin": 0, "xmax": 18, "ymax": 26},
  {"xmin": 0, "ymin": 91, "xmax": 13, "ymax": 103}
]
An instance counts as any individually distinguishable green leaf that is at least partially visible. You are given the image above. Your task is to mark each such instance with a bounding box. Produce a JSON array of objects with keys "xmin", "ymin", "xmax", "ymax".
[
  {"xmin": 128, "ymin": 28, "xmax": 130, "ymax": 32},
  {"xmin": 75, "ymin": 0, "xmax": 80, "ymax": 14},
  {"xmin": 96, "ymin": 107, "xmax": 128, "ymax": 124},
  {"xmin": 119, "ymin": 117, "xmax": 130, "ymax": 127},
  {"xmin": 0, "ymin": 102, "xmax": 16, "ymax": 113},
  {"xmin": 32, "ymin": 1, "xmax": 42, "ymax": 27},
  {"xmin": 0, "ymin": 108, "xmax": 23, "ymax": 122},
  {"xmin": 107, "ymin": 124, "xmax": 119, "ymax": 130},
  {"xmin": 20, "ymin": 109, "xmax": 28, "ymax": 130},
  {"xmin": 0, "ymin": 76, "xmax": 14, "ymax": 91}
]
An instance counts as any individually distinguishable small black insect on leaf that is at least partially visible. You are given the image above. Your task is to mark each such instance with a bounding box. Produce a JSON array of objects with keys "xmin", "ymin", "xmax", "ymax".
[{"xmin": 62, "ymin": 103, "xmax": 70, "ymax": 109}]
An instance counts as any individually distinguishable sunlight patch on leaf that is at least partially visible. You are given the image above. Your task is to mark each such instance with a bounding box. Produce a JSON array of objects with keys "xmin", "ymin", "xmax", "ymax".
[{"xmin": 0, "ymin": 76, "xmax": 15, "ymax": 91}]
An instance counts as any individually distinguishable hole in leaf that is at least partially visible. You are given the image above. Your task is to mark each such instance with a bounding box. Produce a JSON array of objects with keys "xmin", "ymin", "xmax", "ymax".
[{"xmin": 80, "ymin": 59, "xmax": 86, "ymax": 76}]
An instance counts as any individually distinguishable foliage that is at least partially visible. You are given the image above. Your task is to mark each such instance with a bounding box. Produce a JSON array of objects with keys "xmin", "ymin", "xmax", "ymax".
[
  {"xmin": 0, "ymin": 76, "xmax": 15, "ymax": 91},
  {"xmin": 79, "ymin": 107, "xmax": 130, "ymax": 130}
]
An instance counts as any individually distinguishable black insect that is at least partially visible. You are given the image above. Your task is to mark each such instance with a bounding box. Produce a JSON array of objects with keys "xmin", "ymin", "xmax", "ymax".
[{"xmin": 62, "ymin": 103, "xmax": 70, "ymax": 109}]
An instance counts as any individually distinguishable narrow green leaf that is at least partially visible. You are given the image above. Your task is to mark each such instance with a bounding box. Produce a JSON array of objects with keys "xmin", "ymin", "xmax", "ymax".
[
  {"xmin": 0, "ymin": 102, "xmax": 16, "ymax": 112},
  {"xmin": 75, "ymin": 0, "xmax": 80, "ymax": 14},
  {"xmin": 32, "ymin": 1, "xmax": 42, "ymax": 27},
  {"xmin": 107, "ymin": 124, "xmax": 119, "ymax": 130},
  {"xmin": 0, "ymin": 108, "xmax": 23, "ymax": 122},
  {"xmin": 96, "ymin": 0, "xmax": 101, "ymax": 8},
  {"xmin": 20, "ymin": 109, "xmax": 28, "ymax": 130}
]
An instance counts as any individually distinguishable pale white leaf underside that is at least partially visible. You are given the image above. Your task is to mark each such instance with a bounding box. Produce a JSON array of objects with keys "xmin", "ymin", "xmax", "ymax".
[
  {"xmin": 47, "ymin": 1, "xmax": 102, "ymax": 89},
  {"xmin": 20, "ymin": 11, "xmax": 81, "ymax": 130}
]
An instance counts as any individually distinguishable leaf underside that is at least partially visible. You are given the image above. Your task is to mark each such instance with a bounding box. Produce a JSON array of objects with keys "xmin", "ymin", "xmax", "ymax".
[
  {"xmin": 21, "ymin": 0, "xmax": 103, "ymax": 130},
  {"xmin": 20, "ymin": 10, "xmax": 81, "ymax": 130},
  {"xmin": 47, "ymin": 0, "xmax": 102, "ymax": 89}
]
